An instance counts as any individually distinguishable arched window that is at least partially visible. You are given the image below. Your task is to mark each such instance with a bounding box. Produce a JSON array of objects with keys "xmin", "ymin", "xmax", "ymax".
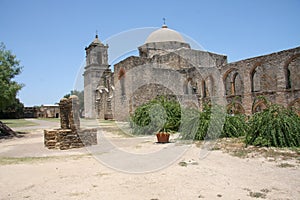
[
  {"xmin": 203, "ymin": 76, "xmax": 214, "ymax": 97},
  {"xmin": 285, "ymin": 54, "xmax": 300, "ymax": 90},
  {"xmin": 202, "ymin": 80, "xmax": 207, "ymax": 98},
  {"xmin": 251, "ymin": 68, "xmax": 260, "ymax": 92},
  {"xmin": 118, "ymin": 67, "xmax": 126, "ymax": 96},
  {"xmin": 286, "ymin": 68, "xmax": 292, "ymax": 89},
  {"xmin": 227, "ymin": 102, "xmax": 245, "ymax": 115},
  {"xmin": 252, "ymin": 100, "xmax": 267, "ymax": 114},
  {"xmin": 184, "ymin": 78, "xmax": 197, "ymax": 95},
  {"xmin": 224, "ymin": 69, "xmax": 244, "ymax": 95}
]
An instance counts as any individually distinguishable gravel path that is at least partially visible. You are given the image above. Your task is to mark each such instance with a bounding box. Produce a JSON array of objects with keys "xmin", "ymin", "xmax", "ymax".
[{"xmin": 0, "ymin": 120, "xmax": 299, "ymax": 200}]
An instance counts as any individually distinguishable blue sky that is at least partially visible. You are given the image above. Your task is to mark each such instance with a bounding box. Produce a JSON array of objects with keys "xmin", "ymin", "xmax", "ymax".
[{"xmin": 1, "ymin": 0, "xmax": 299, "ymax": 106}]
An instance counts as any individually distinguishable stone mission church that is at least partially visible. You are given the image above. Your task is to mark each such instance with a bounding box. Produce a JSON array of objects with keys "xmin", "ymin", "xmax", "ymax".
[{"xmin": 83, "ymin": 24, "xmax": 300, "ymax": 120}]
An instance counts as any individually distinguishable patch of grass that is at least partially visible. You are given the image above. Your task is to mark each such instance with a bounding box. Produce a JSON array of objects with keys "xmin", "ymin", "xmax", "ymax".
[
  {"xmin": 0, "ymin": 156, "xmax": 57, "ymax": 165},
  {"xmin": 211, "ymin": 137, "xmax": 300, "ymax": 162},
  {"xmin": 249, "ymin": 191, "xmax": 266, "ymax": 198},
  {"xmin": 260, "ymin": 188, "xmax": 270, "ymax": 193},
  {"xmin": 38, "ymin": 118, "xmax": 60, "ymax": 122},
  {"xmin": 178, "ymin": 161, "xmax": 187, "ymax": 167},
  {"xmin": 195, "ymin": 141, "xmax": 204, "ymax": 148},
  {"xmin": 258, "ymin": 147, "xmax": 300, "ymax": 160},
  {"xmin": 0, "ymin": 119, "xmax": 38, "ymax": 128},
  {"xmin": 0, "ymin": 154, "xmax": 90, "ymax": 165},
  {"xmin": 210, "ymin": 146, "xmax": 221, "ymax": 151},
  {"xmin": 231, "ymin": 149, "xmax": 250, "ymax": 158},
  {"xmin": 95, "ymin": 172, "xmax": 110, "ymax": 177},
  {"xmin": 98, "ymin": 120, "xmax": 115, "ymax": 124},
  {"xmin": 277, "ymin": 163, "xmax": 295, "ymax": 168},
  {"xmin": 246, "ymin": 188, "xmax": 270, "ymax": 199}
]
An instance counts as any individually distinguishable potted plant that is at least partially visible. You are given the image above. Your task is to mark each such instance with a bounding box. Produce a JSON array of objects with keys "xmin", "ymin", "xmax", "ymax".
[{"xmin": 156, "ymin": 127, "xmax": 170, "ymax": 143}]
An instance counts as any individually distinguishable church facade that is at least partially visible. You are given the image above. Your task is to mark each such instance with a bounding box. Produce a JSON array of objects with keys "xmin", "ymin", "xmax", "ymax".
[{"xmin": 83, "ymin": 25, "xmax": 300, "ymax": 120}]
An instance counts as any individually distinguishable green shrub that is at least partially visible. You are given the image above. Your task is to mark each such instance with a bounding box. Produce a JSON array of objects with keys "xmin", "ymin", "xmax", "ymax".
[
  {"xmin": 132, "ymin": 96, "xmax": 300, "ymax": 148},
  {"xmin": 180, "ymin": 104, "xmax": 228, "ymax": 140},
  {"xmin": 131, "ymin": 97, "xmax": 181, "ymax": 135},
  {"xmin": 221, "ymin": 114, "xmax": 248, "ymax": 138},
  {"xmin": 246, "ymin": 104, "xmax": 300, "ymax": 147}
]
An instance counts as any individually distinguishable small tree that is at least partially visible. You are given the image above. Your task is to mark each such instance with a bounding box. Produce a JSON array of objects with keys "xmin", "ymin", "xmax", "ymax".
[
  {"xmin": 0, "ymin": 42, "xmax": 24, "ymax": 137},
  {"xmin": 0, "ymin": 43, "xmax": 23, "ymax": 110},
  {"xmin": 0, "ymin": 98, "xmax": 24, "ymax": 119}
]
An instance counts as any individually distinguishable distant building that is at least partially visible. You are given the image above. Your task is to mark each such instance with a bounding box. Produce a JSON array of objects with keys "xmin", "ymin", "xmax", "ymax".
[
  {"xmin": 84, "ymin": 24, "xmax": 300, "ymax": 120},
  {"xmin": 24, "ymin": 105, "xmax": 60, "ymax": 118},
  {"xmin": 23, "ymin": 107, "xmax": 38, "ymax": 118}
]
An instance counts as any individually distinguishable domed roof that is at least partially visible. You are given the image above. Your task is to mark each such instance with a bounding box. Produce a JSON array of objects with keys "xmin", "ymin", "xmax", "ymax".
[
  {"xmin": 145, "ymin": 25, "xmax": 186, "ymax": 44},
  {"xmin": 92, "ymin": 34, "xmax": 102, "ymax": 44}
]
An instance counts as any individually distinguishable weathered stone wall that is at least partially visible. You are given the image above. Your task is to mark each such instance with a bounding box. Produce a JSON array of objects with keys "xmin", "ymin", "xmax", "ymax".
[
  {"xmin": 113, "ymin": 46, "xmax": 228, "ymax": 121},
  {"xmin": 44, "ymin": 96, "xmax": 97, "ymax": 150},
  {"xmin": 113, "ymin": 46, "xmax": 300, "ymax": 119},
  {"xmin": 222, "ymin": 46, "xmax": 300, "ymax": 114},
  {"xmin": 175, "ymin": 48, "xmax": 228, "ymax": 68},
  {"xmin": 44, "ymin": 129, "xmax": 97, "ymax": 150}
]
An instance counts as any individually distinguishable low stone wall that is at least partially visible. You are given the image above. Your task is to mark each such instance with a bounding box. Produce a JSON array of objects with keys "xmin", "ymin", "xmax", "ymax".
[
  {"xmin": 44, "ymin": 95, "xmax": 97, "ymax": 150},
  {"xmin": 44, "ymin": 128, "xmax": 97, "ymax": 150}
]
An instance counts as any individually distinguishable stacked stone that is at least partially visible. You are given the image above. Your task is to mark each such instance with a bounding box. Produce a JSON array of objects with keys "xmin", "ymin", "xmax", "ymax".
[
  {"xmin": 59, "ymin": 98, "xmax": 70, "ymax": 129},
  {"xmin": 44, "ymin": 129, "xmax": 60, "ymax": 149},
  {"xmin": 44, "ymin": 95, "xmax": 97, "ymax": 150},
  {"xmin": 69, "ymin": 95, "xmax": 80, "ymax": 131},
  {"xmin": 44, "ymin": 129, "xmax": 97, "ymax": 150}
]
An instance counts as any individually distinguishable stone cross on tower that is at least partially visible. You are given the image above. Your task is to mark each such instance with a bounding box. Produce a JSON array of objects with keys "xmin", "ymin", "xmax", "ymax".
[
  {"xmin": 83, "ymin": 34, "xmax": 109, "ymax": 118},
  {"xmin": 162, "ymin": 18, "xmax": 168, "ymax": 28}
]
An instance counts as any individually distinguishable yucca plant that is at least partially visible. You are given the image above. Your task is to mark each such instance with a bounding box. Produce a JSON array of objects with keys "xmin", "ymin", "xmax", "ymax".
[{"xmin": 246, "ymin": 103, "xmax": 300, "ymax": 147}]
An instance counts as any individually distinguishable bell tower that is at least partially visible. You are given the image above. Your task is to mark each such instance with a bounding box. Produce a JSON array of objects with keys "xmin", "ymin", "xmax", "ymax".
[{"xmin": 83, "ymin": 34, "xmax": 109, "ymax": 118}]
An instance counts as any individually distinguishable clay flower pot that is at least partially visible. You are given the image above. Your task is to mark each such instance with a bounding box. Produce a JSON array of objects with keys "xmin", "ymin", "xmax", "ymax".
[{"xmin": 156, "ymin": 132, "xmax": 170, "ymax": 143}]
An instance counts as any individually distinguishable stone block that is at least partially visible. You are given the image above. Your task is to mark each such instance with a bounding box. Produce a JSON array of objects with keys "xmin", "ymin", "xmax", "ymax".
[{"xmin": 46, "ymin": 140, "xmax": 57, "ymax": 147}]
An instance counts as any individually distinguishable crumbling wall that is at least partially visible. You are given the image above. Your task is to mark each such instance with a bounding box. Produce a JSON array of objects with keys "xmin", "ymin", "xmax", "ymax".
[
  {"xmin": 44, "ymin": 129, "xmax": 97, "ymax": 150},
  {"xmin": 44, "ymin": 95, "xmax": 97, "ymax": 150}
]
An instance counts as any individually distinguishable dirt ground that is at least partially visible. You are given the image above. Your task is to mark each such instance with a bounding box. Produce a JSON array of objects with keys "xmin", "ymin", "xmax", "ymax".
[{"xmin": 0, "ymin": 119, "xmax": 299, "ymax": 200}]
